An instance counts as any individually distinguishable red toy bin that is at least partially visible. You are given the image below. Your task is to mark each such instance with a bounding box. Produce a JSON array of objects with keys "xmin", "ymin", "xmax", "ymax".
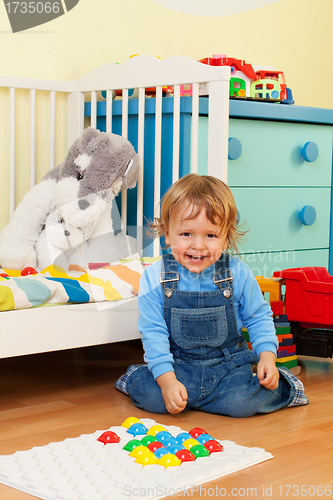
[{"xmin": 273, "ymin": 267, "xmax": 333, "ymax": 329}]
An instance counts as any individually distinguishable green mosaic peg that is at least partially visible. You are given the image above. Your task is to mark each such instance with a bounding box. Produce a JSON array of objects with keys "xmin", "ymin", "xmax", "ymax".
[{"xmin": 123, "ymin": 439, "xmax": 142, "ymax": 451}]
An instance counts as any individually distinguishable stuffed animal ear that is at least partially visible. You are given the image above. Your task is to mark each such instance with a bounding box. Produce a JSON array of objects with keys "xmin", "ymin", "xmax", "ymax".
[{"xmin": 79, "ymin": 127, "xmax": 107, "ymax": 154}]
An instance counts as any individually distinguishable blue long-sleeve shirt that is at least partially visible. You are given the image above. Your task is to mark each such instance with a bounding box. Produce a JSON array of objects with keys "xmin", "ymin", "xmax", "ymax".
[{"xmin": 138, "ymin": 255, "xmax": 278, "ymax": 379}]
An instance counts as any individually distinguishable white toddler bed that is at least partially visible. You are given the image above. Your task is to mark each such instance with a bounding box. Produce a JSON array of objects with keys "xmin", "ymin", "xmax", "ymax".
[{"xmin": 0, "ymin": 55, "xmax": 231, "ymax": 359}]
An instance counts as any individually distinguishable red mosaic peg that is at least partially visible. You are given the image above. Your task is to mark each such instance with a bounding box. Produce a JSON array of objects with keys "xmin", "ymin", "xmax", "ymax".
[
  {"xmin": 148, "ymin": 441, "xmax": 165, "ymax": 453},
  {"xmin": 204, "ymin": 439, "xmax": 224, "ymax": 452},
  {"xmin": 189, "ymin": 427, "xmax": 207, "ymax": 439},
  {"xmin": 175, "ymin": 449, "xmax": 196, "ymax": 462},
  {"xmin": 97, "ymin": 431, "xmax": 121, "ymax": 445}
]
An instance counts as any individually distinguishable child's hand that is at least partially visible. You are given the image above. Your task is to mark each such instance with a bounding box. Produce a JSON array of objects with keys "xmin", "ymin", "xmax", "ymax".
[
  {"xmin": 257, "ymin": 351, "xmax": 279, "ymax": 390},
  {"xmin": 156, "ymin": 372, "xmax": 188, "ymax": 414}
]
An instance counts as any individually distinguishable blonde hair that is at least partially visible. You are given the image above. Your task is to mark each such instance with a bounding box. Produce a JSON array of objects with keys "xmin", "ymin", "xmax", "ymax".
[{"xmin": 149, "ymin": 173, "xmax": 246, "ymax": 253}]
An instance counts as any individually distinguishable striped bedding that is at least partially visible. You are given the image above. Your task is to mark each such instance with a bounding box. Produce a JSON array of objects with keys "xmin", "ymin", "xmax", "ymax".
[{"xmin": 0, "ymin": 258, "xmax": 159, "ymax": 311}]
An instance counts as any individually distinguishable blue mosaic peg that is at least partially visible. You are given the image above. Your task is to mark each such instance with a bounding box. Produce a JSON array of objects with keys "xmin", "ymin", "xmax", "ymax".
[
  {"xmin": 127, "ymin": 423, "xmax": 149, "ymax": 436},
  {"xmin": 168, "ymin": 443, "xmax": 185, "ymax": 455},
  {"xmin": 154, "ymin": 447, "xmax": 170, "ymax": 459},
  {"xmin": 155, "ymin": 431, "xmax": 173, "ymax": 442},
  {"xmin": 176, "ymin": 432, "xmax": 192, "ymax": 444},
  {"xmin": 163, "ymin": 437, "xmax": 179, "ymax": 448},
  {"xmin": 197, "ymin": 433, "xmax": 213, "ymax": 445}
]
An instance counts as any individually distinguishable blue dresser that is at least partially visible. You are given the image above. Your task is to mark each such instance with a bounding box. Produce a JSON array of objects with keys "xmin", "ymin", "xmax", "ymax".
[{"xmin": 225, "ymin": 101, "xmax": 333, "ymax": 277}]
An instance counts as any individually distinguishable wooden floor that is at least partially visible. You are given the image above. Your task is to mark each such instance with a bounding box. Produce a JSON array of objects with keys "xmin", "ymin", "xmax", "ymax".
[{"xmin": 1, "ymin": 340, "xmax": 333, "ymax": 500}]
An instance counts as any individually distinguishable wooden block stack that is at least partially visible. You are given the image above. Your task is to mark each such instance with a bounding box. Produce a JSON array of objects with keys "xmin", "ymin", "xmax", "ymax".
[{"xmin": 243, "ymin": 300, "xmax": 300, "ymax": 374}]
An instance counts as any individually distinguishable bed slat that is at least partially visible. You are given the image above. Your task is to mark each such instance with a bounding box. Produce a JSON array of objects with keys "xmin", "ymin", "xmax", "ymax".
[
  {"xmin": 172, "ymin": 84, "xmax": 181, "ymax": 183},
  {"xmin": 90, "ymin": 91, "xmax": 97, "ymax": 129},
  {"xmin": 67, "ymin": 92, "xmax": 85, "ymax": 147},
  {"xmin": 153, "ymin": 85, "xmax": 163, "ymax": 256},
  {"xmin": 106, "ymin": 90, "xmax": 113, "ymax": 133},
  {"xmin": 190, "ymin": 83, "xmax": 199, "ymax": 174},
  {"xmin": 30, "ymin": 89, "xmax": 36, "ymax": 188},
  {"xmin": 9, "ymin": 87, "xmax": 16, "ymax": 219},
  {"xmin": 121, "ymin": 89, "xmax": 129, "ymax": 231},
  {"xmin": 136, "ymin": 87, "xmax": 145, "ymax": 252},
  {"xmin": 49, "ymin": 90, "xmax": 56, "ymax": 171}
]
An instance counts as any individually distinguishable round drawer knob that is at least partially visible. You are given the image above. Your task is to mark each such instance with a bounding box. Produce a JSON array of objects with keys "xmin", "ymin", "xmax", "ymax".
[
  {"xmin": 301, "ymin": 141, "xmax": 319, "ymax": 162},
  {"xmin": 228, "ymin": 137, "xmax": 242, "ymax": 160},
  {"xmin": 299, "ymin": 205, "xmax": 316, "ymax": 226}
]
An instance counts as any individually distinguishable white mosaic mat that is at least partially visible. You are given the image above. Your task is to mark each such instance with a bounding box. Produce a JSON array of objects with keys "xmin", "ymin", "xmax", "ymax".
[{"xmin": 0, "ymin": 418, "xmax": 273, "ymax": 500}]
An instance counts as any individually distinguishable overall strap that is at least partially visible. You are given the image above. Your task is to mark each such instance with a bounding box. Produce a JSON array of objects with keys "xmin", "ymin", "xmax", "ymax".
[
  {"xmin": 212, "ymin": 252, "xmax": 233, "ymax": 298},
  {"xmin": 160, "ymin": 253, "xmax": 179, "ymax": 297}
]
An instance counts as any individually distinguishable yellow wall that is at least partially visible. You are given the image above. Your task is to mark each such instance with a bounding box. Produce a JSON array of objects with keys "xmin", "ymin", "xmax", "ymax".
[
  {"xmin": 0, "ymin": 0, "xmax": 332, "ymax": 109},
  {"xmin": 0, "ymin": 0, "xmax": 332, "ymax": 228}
]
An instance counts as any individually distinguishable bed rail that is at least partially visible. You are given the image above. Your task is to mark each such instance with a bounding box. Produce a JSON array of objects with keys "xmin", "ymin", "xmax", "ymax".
[{"xmin": 0, "ymin": 56, "xmax": 230, "ymax": 256}]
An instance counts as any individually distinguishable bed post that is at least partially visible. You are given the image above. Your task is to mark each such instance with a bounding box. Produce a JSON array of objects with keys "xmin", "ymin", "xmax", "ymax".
[{"xmin": 207, "ymin": 68, "xmax": 231, "ymax": 184}]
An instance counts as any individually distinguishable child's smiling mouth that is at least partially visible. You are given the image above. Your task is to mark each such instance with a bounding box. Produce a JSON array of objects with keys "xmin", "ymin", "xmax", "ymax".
[{"xmin": 186, "ymin": 254, "xmax": 206, "ymax": 262}]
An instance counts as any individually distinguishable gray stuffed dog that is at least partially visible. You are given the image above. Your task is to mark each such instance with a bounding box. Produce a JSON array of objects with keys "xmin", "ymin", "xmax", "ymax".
[{"xmin": 0, "ymin": 127, "xmax": 140, "ymax": 271}]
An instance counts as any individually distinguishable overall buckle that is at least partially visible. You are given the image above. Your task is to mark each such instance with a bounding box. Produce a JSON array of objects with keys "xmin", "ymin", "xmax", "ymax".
[
  {"xmin": 212, "ymin": 271, "xmax": 233, "ymax": 298},
  {"xmin": 160, "ymin": 272, "xmax": 179, "ymax": 298}
]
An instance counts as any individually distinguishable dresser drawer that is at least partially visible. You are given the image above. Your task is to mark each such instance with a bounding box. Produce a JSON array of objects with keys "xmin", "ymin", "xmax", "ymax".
[
  {"xmin": 228, "ymin": 120, "xmax": 332, "ymax": 187},
  {"xmin": 240, "ymin": 249, "xmax": 329, "ymax": 278},
  {"xmin": 232, "ymin": 187, "xmax": 330, "ymax": 253}
]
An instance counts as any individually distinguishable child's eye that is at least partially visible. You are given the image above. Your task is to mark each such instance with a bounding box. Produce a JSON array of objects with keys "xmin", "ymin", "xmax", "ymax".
[
  {"xmin": 207, "ymin": 233, "xmax": 217, "ymax": 238},
  {"xmin": 181, "ymin": 232, "xmax": 191, "ymax": 237}
]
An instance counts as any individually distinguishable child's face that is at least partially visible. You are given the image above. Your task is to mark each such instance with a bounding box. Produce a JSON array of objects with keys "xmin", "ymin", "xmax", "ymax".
[{"xmin": 165, "ymin": 205, "xmax": 227, "ymax": 274}]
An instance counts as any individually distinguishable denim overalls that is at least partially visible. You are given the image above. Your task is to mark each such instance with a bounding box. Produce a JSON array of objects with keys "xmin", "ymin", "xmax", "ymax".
[{"xmin": 125, "ymin": 253, "xmax": 306, "ymax": 416}]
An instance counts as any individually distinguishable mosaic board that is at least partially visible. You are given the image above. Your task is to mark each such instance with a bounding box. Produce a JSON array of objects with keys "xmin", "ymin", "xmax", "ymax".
[{"xmin": 0, "ymin": 417, "xmax": 273, "ymax": 500}]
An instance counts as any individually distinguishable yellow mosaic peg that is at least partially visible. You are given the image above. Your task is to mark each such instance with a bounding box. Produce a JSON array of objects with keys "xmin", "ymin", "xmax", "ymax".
[
  {"xmin": 121, "ymin": 417, "xmax": 142, "ymax": 429},
  {"xmin": 146, "ymin": 424, "xmax": 166, "ymax": 436},
  {"xmin": 182, "ymin": 438, "xmax": 200, "ymax": 450},
  {"xmin": 135, "ymin": 452, "xmax": 159, "ymax": 466},
  {"xmin": 129, "ymin": 445, "xmax": 151, "ymax": 458},
  {"xmin": 158, "ymin": 453, "xmax": 182, "ymax": 468}
]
